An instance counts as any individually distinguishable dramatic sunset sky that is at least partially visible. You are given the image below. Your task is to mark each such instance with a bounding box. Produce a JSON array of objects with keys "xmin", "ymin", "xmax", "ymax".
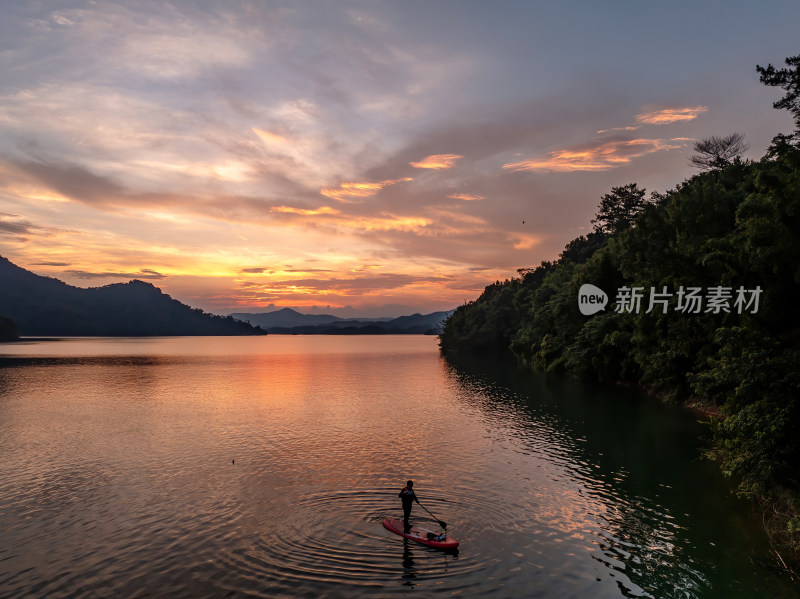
[{"xmin": 1, "ymin": 1, "xmax": 798, "ymax": 316}]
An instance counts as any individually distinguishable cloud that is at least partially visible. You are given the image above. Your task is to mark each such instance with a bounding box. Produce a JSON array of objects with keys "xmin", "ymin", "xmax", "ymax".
[
  {"xmin": 235, "ymin": 271, "xmax": 455, "ymax": 300},
  {"xmin": 9, "ymin": 158, "xmax": 141, "ymax": 209},
  {"xmin": 513, "ymin": 235, "xmax": 541, "ymax": 250},
  {"xmin": 0, "ymin": 213, "xmax": 59, "ymax": 238},
  {"xmin": 253, "ymin": 128, "xmax": 290, "ymax": 146},
  {"xmin": 596, "ymin": 126, "xmax": 641, "ymax": 134},
  {"xmin": 503, "ymin": 138, "xmax": 688, "ymax": 173},
  {"xmin": 409, "ymin": 154, "xmax": 463, "ymax": 170},
  {"xmin": 4, "ymin": 157, "xmax": 432, "ymax": 246},
  {"xmin": 635, "ymin": 106, "xmax": 707, "ymax": 125},
  {"xmin": 0, "ymin": 214, "xmax": 46, "ymax": 236},
  {"xmin": 271, "ymin": 205, "xmax": 341, "ymax": 216},
  {"xmin": 42, "ymin": 5, "xmax": 259, "ymax": 83},
  {"xmin": 320, "ymin": 177, "xmax": 412, "ymax": 203},
  {"xmin": 4, "ymin": 157, "xmax": 301, "ymax": 225},
  {"xmin": 66, "ymin": 268, "xmax": 167, "ymax": 280},
  {"xmin": 594, "ymin": 106, "xmax": 706, "ymax": 136},
  {"xmin": 239, "ymin": 267, "xmax": 334, "ymax": 275},
  {"xmin": 447, "ymin": 192, "xmax": 485, "ymax": 201},
  {"xmin": 119, "ymin": 32, "xmax": 252, "ymax": 81},
  {"xmin": 424, "ymin": 206, "xmax": 488, "ymax": 228},
  {"xmin": 335, "ymin": 213, "xmax": 433, "ymax": 233}
]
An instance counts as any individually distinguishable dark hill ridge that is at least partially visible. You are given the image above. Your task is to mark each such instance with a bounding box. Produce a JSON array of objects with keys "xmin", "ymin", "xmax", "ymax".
[
  {"xmin": 230, "ymin": 307, "xmax": 347, "ymax": 328},
  {"xmin": 0, "ymin": 316, "xmax": 18, "ymax": 341},
  {"xmin": 0, "ymin": 256, "xmax": 264, "ymax": 337},
  {"xmin": 231, "ymin": 308, "xmax": 454, "ymax": 334}
]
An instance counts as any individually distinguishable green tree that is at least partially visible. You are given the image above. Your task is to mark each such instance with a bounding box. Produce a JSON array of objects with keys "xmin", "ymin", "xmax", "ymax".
[
  {"xmin": 757, "ymin": 54, "xmax": 800, "ymax": 142},
  {"xmin": 558, "ymin": 231, "xmax": 607, "ymax": 264},
  {"xmin": 689, "ymin": 133, "xmax": 749, "ymax": 170},
  {"xmin": 591, "ymin": 183, "xmax": 649, "ymax": 235}
]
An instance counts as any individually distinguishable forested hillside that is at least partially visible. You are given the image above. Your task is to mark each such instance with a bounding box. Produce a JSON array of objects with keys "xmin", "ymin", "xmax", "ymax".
[{"xmin": 440, "ymin": 54, "xmax": 800, "ymax": 570}]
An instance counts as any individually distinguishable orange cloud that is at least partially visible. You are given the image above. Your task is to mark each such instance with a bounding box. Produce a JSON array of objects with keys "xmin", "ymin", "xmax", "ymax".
[
  {"xmin": 425, "ymin": 207, "xmax": 488, "ymax": 229},
  {"xmin": 269, "ymin": 201, "xmax": 431, "ymax": 234},
  {"xmin": 512, "ymin": 234, "xmax": 542, "ymax": 250},
  {"xmin": 320, "ymin": 177, "xmax": 412, "ymax": 203},
  {"xmin": 634, "ymin": 106, "xmax": 707, "ymax": 125},
  {"xmin": 233, "ymin": 271, "xmax": 455, "ymax": 305},
  {"xmin": 271, "ymin": 205, "xmax": 340, "ymax": 216},
  {"xmin": 338, "ymin": 214, "xmax": 432, "ymax": 232},
  {"xmin": 596, "ymin": 126, "xmax": 640, "ymax": 134},
  {"xmin": 409, "ymin": 154, "xmax": 463, "ymax": 170},
  {"xmin": 447, "ymin": 192, "xmax": 485, "ymax": 201},
  {"xmin": 503, "ymin": 138, "xmax": 686, "ymax": 173},
  {"xmin": 253, "ymin": 128, "xmax": 289, "ymax": 146}
]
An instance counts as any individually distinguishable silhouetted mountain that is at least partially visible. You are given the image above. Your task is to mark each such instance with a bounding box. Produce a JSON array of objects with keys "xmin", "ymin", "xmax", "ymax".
[
  {"xmin": 383, "ymin": 312, "xmax": 453, "ymax": 332},
  {"xmin": 231, "ymin": 308, "xmax": 454, "ymax": 334},
  {"xmin": 0, "ymin": 256, "xmax": 265, "ymax": 337},
  {"xmin": 0, "ymin": 316, "xmax": 18, "ymax": 341},
  {"xmin": 231, "ymin": 308, "xmax": 348, "ymax": 328}
]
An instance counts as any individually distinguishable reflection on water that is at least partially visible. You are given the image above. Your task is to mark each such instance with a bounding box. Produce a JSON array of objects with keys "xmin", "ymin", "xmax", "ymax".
[{"xmin": 0, "ymin": 336, "xmax": 792, "ymax": 598}]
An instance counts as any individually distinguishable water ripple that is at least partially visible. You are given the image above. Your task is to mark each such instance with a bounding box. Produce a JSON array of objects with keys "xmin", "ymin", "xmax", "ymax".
[{"xmin": 211, "ymin": 488, "xmax": 482, "ymax": 596}]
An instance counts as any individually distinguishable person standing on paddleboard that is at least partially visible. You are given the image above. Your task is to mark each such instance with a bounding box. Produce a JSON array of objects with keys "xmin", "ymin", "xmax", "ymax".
[{"xmin": 399, "ymin": 480, "xmax": 419, "ymax": 532}]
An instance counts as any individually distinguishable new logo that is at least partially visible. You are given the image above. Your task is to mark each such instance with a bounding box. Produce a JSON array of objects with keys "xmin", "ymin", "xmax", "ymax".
[{"xmin": 578, "ymin": 284, "xmax": 608, "ymax": 315}]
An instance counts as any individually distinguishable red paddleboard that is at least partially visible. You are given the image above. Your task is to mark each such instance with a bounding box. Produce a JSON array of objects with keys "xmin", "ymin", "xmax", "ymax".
[{"xmin": 382, "ymin": 518, "xmax": 459, "ymax": 550}]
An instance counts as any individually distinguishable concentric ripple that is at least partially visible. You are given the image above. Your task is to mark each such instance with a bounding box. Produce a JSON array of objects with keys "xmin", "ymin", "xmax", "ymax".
[{"xmin": 215, "ymin": 488, "xmax": 483, "ymax": 596}]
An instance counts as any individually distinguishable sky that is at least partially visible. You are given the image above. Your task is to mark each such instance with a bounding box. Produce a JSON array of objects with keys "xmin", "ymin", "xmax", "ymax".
[{"xmin": 1, "ymin": 1, "xmax": 798, "ymax": 317}]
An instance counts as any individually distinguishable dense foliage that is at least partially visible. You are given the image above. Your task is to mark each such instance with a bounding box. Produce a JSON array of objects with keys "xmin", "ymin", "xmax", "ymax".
[{"xmin": 441, "ymin": 55, "xmax": 800, "ymax": 569}]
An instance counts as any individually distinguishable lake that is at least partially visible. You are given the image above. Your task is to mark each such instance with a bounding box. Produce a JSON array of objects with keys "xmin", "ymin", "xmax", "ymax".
[{"xmin": 0, "ymin": 336, "xmax": 793, "ymax": 597}]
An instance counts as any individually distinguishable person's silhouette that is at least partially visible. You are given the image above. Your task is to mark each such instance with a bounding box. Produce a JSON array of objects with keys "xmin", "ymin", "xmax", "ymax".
[{"xmin": 398, "ymin": 480, "xmax": 419, "ymax": 533}]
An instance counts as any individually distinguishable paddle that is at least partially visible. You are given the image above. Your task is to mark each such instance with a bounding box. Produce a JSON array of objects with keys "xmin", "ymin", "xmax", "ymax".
[{"xmin": 417, "ymin": 501, "xmax": 447, "ymax": 530}]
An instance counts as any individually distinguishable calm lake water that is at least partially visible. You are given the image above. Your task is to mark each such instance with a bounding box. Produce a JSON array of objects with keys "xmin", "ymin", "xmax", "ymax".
[{"xmin": 0, "ymin": 336, "xmax": 793, "ymax": 598}]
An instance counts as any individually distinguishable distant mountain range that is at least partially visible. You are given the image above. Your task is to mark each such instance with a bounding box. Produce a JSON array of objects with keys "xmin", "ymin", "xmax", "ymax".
[
  {"xmin": 0, "ymin": 256, "xmax": 264, "ymax": 337},
  {"xmin": 0, "ymin": 256, "xmax": 455, "ymax": 337},
  {"xmin": 230, "ymin": 307, "xmax": 454, "ymax": 335}
]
